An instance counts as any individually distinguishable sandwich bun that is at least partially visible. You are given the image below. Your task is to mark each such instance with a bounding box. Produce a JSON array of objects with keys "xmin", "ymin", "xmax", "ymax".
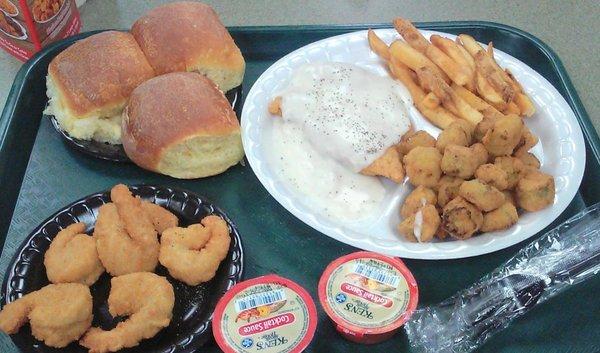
[
  {"xmin": 131, "ymin": 1, "xmax": 245, "ymax": 92},
  {"xmin": 121, "ymin": 72, "xmax": 244, "ymax": 179}
]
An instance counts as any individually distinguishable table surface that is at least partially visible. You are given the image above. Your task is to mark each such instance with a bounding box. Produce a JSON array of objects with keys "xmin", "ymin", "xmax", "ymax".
[{"xmin": 0, "ymin": 0, "xmax": 598, "ymax": 133}]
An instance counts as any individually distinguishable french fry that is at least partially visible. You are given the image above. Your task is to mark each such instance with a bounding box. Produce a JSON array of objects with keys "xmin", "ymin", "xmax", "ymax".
[
  {"xmin": 416, "ymin": 67, "xmax": 483, "ymax": 125},
  {"xmin": 514, "ymin": 93, "xmax": 535, "ymax": 117},
  {"xmin": 503, "ymin": 101, "xmax": 521, "ymax": 115},
  {"xmin": 506, "ymin": 69, "xmax": 536, "ymax": 117},
  {"xmin": 481, "ymin": 106, "xmax": 507, "ymax": 121},
  {"xmin": 393, "ymin": 18, "xmax": 429, "ymax": 53},
  {"xmin": 421, "ymin": 92, "xmax": 440, "ymax": 109},
  {"xmin": 476, "ymin": 72, "xmax": 507, "ymax": 110},
  {"xmin": 474, "ymin": 51, "xmax": 515, "ymax": 103},
  {"xmin": 431, "ymin": 35, "xmax": 474, "ymax": 74},
  {"xmin": 388, "ymin": 55, "xmax": 426, "ymax": 103},
  {"xmin": 367, "ymin": 29, "xmax": 390, "ymax": 60},
  {"xmin": 452, "ymin": 83, "xmax": 504, "ymax": 116},
  {"xmin": 425, "ymin": 42, "xmax": 472, "ymax": 86},
  {"xmin": 458, "ymin": 34, "xmax": 485, "ymax": 56},
  {"xmin": 417, "ymin": 105, "xmax": 459, "ymax": 129},
  {"xmin": 387, "ymin": 56, "xmax": 457, "ymax": 129},
  {"xmin": 389, "ymin": 40, "xmax": 450, "ymax": 84},
  {"xmin": 455, "ymin": 37, "xmax": 476, "ymax": 71}
]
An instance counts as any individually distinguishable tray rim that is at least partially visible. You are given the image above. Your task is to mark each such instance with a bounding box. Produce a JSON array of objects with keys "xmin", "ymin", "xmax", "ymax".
[{"xmin": 1, "ymin": 21, "xmax": 598, "ymax": 251}]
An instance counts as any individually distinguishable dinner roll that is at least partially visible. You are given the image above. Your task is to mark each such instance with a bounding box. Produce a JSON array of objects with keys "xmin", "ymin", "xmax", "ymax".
[
  {"xmin": 122, "ymin": 72, "xmax": 244, "ymax": 179},
  {"xmin": 131, "ymin": 1, "xmax": 245, "ymax": 92},
  {"xmin": 45, "ymin": 31, "xmax": 155, "ymax": 144}
]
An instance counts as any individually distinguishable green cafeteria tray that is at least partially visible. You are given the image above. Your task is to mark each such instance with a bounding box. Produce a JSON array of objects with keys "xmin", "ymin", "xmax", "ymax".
[{"xmin": 1, "ymin": 22, "xmax": 599, "ymax": 353}]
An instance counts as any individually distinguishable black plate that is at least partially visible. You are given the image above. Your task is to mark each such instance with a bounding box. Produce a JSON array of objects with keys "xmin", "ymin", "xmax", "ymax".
[
  {"xmin": 48, "ymin": 85, "xmax": 243, "ymax": 163},
  {"xmin": 1, "ymin": 185, "xmax": 244, "ymax": 353}
]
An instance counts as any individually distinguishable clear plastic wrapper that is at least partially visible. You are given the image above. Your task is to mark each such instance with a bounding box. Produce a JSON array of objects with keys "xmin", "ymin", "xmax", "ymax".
[{"xmin": 405, "ymin": 203, "xmax": 600, "ymax": 353}]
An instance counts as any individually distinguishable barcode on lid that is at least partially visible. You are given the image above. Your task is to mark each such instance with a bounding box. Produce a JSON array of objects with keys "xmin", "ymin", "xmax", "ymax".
[
  {"xmin": 353, "ymin": 263, "xmax": 400, "ymax": 288},
  {"xmin": 234, "ymin": 289, "xmax": 286, "ymax": 312}
]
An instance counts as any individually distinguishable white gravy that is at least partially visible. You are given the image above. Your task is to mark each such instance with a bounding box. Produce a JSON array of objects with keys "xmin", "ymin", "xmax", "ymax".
[{"xmin": 268, "ymin": 62, "xmax": 411, "ymax": 220}]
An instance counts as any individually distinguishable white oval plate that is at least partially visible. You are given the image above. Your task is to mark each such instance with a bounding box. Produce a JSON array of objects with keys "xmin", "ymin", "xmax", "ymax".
[{"xmin": 241, "ymin": 29, "xmax": 585, "ymax": 259}]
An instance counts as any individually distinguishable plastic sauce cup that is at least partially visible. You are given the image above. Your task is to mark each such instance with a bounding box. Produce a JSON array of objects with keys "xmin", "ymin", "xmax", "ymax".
[
  {"xmin": 318, "ymin": 251, "xmax": 418, "ymax": 344},
  {"xmin": 213, "ymin": 274, "xmax": 318, "ymax": 353}
]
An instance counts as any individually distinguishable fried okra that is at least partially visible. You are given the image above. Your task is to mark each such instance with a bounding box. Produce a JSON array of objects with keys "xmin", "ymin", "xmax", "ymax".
[
  {"xmin": 437, "ymin": 175, "xmax": 464, "ymax": 207},
  {"xmin": 482, "ymin": 114, "xmax": 524, "ymax": 156},
  {"xmin": 400, "ymin": 186, "xmax": 437, "ymax": 218},
  {"xmin": 494, "ymin": 156, "xmax": 525, "ymax": 189},
  {"xmin": 475, "ymin": 163, "xmax": 509, "ymax": 191},
  {"xmin": 471, "ymin": 143, "xmax": 489, "ymax": 166},
  {"xmin": 436, "ymin": 120, "xmax": 474, "ymax": 152},
  {"xmin": 403, "ymin": 146, "xmax": 442, "ymax": 187},
  {"xmin": 513, "ymin": 126, "xmax": 539, "ymax": 156},
  {"xmin": 515, "ymin": 152, "xmax": 541, "ymax": 170},
  {"xmin": 442, "ymin": 196, "xmax": 483, "ymax": 239},
  {"xmin": 440, "ymin": 145, "xmax": 480, "ymax": 179},
  {"xmin": 398, "ymin": 204, "xmax": 440, "ymax": 243},
  {"xmin": 481, "ymin": 202, "xmax": 519, "ymax": 232},
  {"xmin": 459, "ymin": 179, "xmax": 505, "ymax": 212},
  {"xmin": 398, "ymin": 130, "xmax": 437, "ymax": 155},
  {"xmin": 516, "ymin": 171, "xmax": 555, "ymax": 211}
]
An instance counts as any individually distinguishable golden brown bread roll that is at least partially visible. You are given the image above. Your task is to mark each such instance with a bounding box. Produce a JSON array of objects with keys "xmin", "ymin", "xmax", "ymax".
[
  {"xmin": 45, "ymin": 31, "xmax": 155, "ymax": 144},
  {"xmin": 121, "ymin": 72, "xmax": 244, "ymax": 179},
  {"xmin": 131, "ymin": 1, "xmax": 245, "ymax": 92}
]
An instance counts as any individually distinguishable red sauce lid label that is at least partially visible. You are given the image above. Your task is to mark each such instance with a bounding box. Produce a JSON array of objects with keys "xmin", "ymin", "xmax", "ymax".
[
  {"xmin": 319, "ymin": 251, "xmax": 418, "ymax": 337},
  {"xmin": 213, "ymin": 275, "xmax": 317, "ymax": 353}
]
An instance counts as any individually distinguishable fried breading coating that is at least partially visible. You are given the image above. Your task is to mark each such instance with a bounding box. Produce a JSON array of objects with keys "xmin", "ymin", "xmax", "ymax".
[
  {"xmin": 440, "ymin": 145, "xmax": 480, "ymax": 179},
  {"xmin": 459, "ymin": 179, "xmax": 505, "ymax": 212},
  {"xmin": 398, "ymin": 130, "xmax": 436, "ymax": 155},
  {"xmin": 44, "ymin": 222, "xmax": 104, "ymax": 286},
  {"xmin": 140, "ymin": 201, "xmax": 178, "ymax": 234},
  {"xmin": 94, "ymin": 203, "xmax": 159, "ymax": 276},
  {"xmin": 516, "ymin": 170, "xmax": 555, "ymax": 211},
  {"xmin": 400, "ymin": 186, "xmax": 437, "ymax": 218},
  {"xmin": 442, "ymin": 196, "xmax": 483, "ymax": 239},
  {"xmin": 482, "ymin": 114, "xmax": 523, "ymax": 156},
  {"xmin": 515, "ymin": 151, "xmax": 541, "ymax": 170},
  {"xmin": 361, "ymin": 146, "xmax": 405, "ymax": 183},
  {"xmin": 471, "ymin": 142, "xmax": 489, "ymax": 166},
  {"xmin": 398, "ymin": 204, "xmax": 440, "ymax": 242},
  {"xmin": 474, "ymin": 115, "xmax": 499, "ymax": 142},
  {"xmin": 494, "ymin": 156, "xmax": 525, "ymax": 189},
  {"xmin": 436, "ymin": 120, "xmax": 474, "ymax": 152},
  {"xmin": 159, "ymin": 215, "xmax": 231, "ymax": 285},
  {"xmin": 80, "ymin": 272, "xmax": 174, "ymax": 353},
  {"xmin": 403, "ymin": 146, "xmax": 442, "ymax": 187},
  {"xmin": 481, "ymin": 202, "xmax": 519, "ymax": 232},
  {"xmin": 513, "ymin": 125, "xmax": 539, "ymax": 156},
  {"xmin": 110, "ymin": 184, "xmax": 158, "ymax": 245},
  {"xmin": 437, "ymin": 175, "xmax": 464, "ymax": 207},
  {"xmin": 502, "ymin": 190, "xmax": 517, "ymax": 207},
  {"xmin": 0, "ymin": 283, "xmax": 92, "ymax": 348},
  {"xmin": 475, "ymin": 163, "xmax": 509, "ymax": 191}
]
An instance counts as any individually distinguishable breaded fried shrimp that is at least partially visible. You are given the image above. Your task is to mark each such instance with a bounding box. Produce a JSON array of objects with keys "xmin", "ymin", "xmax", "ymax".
[
  {"xmin": 94, "ymin": 203, "xmax": 159, "ymax": 276},
  {"xmin": 140, "ymin": 201, "xmax": 178, "ymax": 234},
  {"xmin": 159, "ymin": 215, "xmax": 231, "ymax": 285},
  {"xmin": 0, "ymin": 283, "xmax": 92, "ymax": 348},
  {"xmin": 80, "ymin": 273, "xmax": 174, "ymax": 353},
  {"xmin": 44, "ymin": 222, "xmax": 104, "ymax": 286}
]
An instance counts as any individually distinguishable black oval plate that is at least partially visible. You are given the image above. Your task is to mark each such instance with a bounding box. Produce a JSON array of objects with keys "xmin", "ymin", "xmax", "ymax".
[
  {"xmin": 48, "ymin": 85, "xmax": 243, "ymax": 163},
  {"xmin": 1, "ymin": 185, "xmax": 244, "ymax": 353}
]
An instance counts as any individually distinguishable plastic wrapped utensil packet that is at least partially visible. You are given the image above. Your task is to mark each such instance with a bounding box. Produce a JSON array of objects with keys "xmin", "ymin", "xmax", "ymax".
[{"xmin": 404, "ymin": 203, "xmax": 600, "ymax": 353}]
